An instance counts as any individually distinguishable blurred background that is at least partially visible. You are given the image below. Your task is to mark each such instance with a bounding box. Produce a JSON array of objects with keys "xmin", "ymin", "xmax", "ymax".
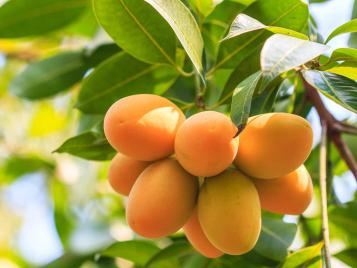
[{"xmin": 0, "ymin": 0, "xmax": 356, "ymax": 267}]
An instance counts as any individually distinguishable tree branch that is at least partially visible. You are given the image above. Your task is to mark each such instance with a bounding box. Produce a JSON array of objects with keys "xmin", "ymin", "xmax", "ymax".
[{"xmin": 301, "ymin": 74, "xmax": 357, "ymax": 180}]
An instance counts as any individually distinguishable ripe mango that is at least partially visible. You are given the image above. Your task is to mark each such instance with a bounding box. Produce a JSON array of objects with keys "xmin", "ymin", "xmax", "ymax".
[
  {"xmin": 108, "ymin": 153, "xmax": 151, "ymax": 196},
  {"xmin": 198, "ymin": 169, "xmax": 261, "ymax": 255},
  {"xmin": 253, "ymin": 165, "xmax": 313, "ymax": 215},
  {"xmin": 126, "ymin": 158, "xmax": 198, "ymax": 238},
  {"xmin": 235, "ymin": 113, "xmax": 313, "ymax": 179},
  {"xmin": 104, "ymin": 94, "xmax": 185, "ymax": 161},
  {"xmin": 184, "ymin": 207, "xmax": 223, "ymax": 258},
  {"xmin": 175, "ymin": 111, "xmax": 239, "ymax": 177}
]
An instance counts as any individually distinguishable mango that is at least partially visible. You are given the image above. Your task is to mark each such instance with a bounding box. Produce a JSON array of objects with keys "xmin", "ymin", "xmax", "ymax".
[
  {"xmin": 175, "ymin": 111, "xmax": 239, "ymax": 177},
  {"xmin": 253, "ymin": 165, "xmax": 313, "ymax": 215},
  {"xmin": 184, "ymin": 207, "xmax": 223, "ymax": 258},
  {"xmin": 198, "ymin": 169, "xmax": 261, "ymax": 255},
  {"xmin": 108, "ymin": 153, "xmax": 151, "ymax": 196},
  {"xmin": 126, "ymin": 158, "xmax": 198, "ymax": 238},
  {"xmin": 104, "ymin": 94, "xmax": 185, "ymax": 161},
  {"xmin": 235, "ymin": 113, "xmax": 313, "ymax": 179}
]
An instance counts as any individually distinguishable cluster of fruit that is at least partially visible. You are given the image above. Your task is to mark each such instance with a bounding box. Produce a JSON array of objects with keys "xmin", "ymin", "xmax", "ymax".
[{"xmin": 104, "ymin": 94, "xmax": 313, "ymax": 258}]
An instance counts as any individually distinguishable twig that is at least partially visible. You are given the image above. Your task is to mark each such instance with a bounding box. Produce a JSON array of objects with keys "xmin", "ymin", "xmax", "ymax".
[
  {"xmin": 320, "ymin": 121, "xmax": 332, "ymax": 268},
  {"xmin": 301, "ymin": 75, "xmax": 357, "ymax": 180}
]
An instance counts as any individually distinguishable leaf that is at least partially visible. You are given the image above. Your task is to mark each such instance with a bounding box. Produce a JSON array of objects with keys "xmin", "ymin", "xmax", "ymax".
[
  {"xmin": 76, "ymin": 52, "xmax": 179, "ymax": 114},
  {"xmin": 85, "ymin": 43, "xmax": 122, "ymax": 68},
  {"xmin": 0, "ymin": 0, "xmax": 88, "ymax": 38},
  {"xmin": 93, "ymin": 0, "xmax": 177, "ymax": 65},
  {"xmin": 188, "ymin": 0, "xmax": 215, "ymax": 18},
  {"xmin": 41, "ymin": 253, "xmax": 91, "ymax": 268},
  {"xmin": 329, "ymin": 48, "xmax": 357, "ymax": 63},
  {"xmin": 325, "ymin": 62, "xmax": 357, "ymax": 80},
  {"xmin": 10, "ymin": 52, "xmax": 87, "ymax": 100},
  {"xmin": 254, "ymin": 217, "xmax": 297, "ymax": 262},
  {"xmin": 54, "ymin": 132, "xmax": 115, "ymax": 161},
  {"xmin": 102, "ymin": 240, "xmax": 160, "ymax": 266},
  {"xmin": 230, "ymin": 71, "xmax": 261, "ymax": 127},
  {"xmin": 145, "ymin": 0, "xmax": 204, "ymax": 75},
  {"xmin": 281, "ymin": 242, "xmax": 323, "ymax": 268},
  {"xmin": 223, "ymin": 14, "xmax": 308, "ymax": 41},
  {"xmin": 145, "ymin": 241, "xmax": 193, "ymax": 268},
  {"xmin": 261, "ymin": 34, "xmax": 328, "ymax": 85},
  {"xmin": 183, "ymin": 253, "xmax": 210, "ymax": 268},
  {"xmin": 213, "ymin": 0, "xmax": 309, "ymax": 70},
  {"xmin": 302, "ymin": 70, "xmax": 357, "ymax": 113},
  {"xmin": 325, "ymin": 18, "xmax": 357, "ymax": 43},
  {"xmin": 335, "ymin": 249, "xmax": 357, "ymax": 267}
]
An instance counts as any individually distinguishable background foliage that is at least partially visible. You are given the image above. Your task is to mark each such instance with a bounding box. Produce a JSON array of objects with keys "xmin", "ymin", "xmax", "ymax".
[{"xmin": 0, "ymin": 0, "xmax": 356, "ymax": 267}]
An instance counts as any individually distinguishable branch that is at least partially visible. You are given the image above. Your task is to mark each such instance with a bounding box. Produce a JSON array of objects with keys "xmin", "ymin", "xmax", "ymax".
[
  {"xmin": 320, "ymin": 121, "xmax": 332, "ymax": 268},
  {"xmin": 301, "ymin": 74, "xmax": 357, "ymax": 180}
]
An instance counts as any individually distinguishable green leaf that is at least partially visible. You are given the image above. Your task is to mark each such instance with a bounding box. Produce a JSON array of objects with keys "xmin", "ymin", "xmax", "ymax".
[
  {"xmin": 223, "ymin": 14, "xmax": 308, "ymax": 41},
  {"xmin": 188, "ymin": 0, "xmax": 215, "ymax": 17},
  {"xmin": 93, "ymin": 0, "xmax": 177, "ymax": 65},
  {"xmin": 325, "ymin": 62, "xmax": 357, "ymax": 80},
  {"xmin": 302, "ymin": 70, "xmax": 357, "ymax": 113},
  {"xmin": 261, "ymin": 34, "xmax": 328, "ymax": 85},
  {"xmin": 183, "ymin": 253, "xmax": 210, "ymax": 268},
  {"xmin": 85, "ymin": 43, "xmax": 122, "ymax": 68},
  {"xmin": 349, "ymin": 0, "xmax": 357, "ymax": 47},
  {"xmin": 76, "ymin": 52, "xmax": 179, "ymax": 114},
  {"xmin": 102, "ymin": 240, "xmax": 160, "ymax": 266},
  {"xmin": 145, "ymin": 241, "xmax": 193, "ymax": 268},
  {"xmin": 329, "ymin": 48, "xmax": 357, "ymax": 63},
  {"xmin": 254, "ymin": 217, "xmax": 297, "ymax": 262},
  {"xmin": 10, "ymin": 52, "xmax": 87, "ymax": 100},
  {"xmin": 213, "ymin": 0, "xmax": 308, "ymax": 70},
  {"xmin": 0, "ymin": 0, "xmax": 88, "ymax": 38},
  {"xmin": 41, "ymin": 253, "xmax": 92, "ymax": 268},
  {"xmin": 325, "ymin": 18, "xmax": 357, "ymax": 43},
  {"xmin": 230, "ymin": 71, "xmax": 261, "ymax": 127},
  {"xmin": 145, "ymin": 0, "xmax": 204, "ymax": 75},
  {"xmin": 281, "ymin": 242, "xmax": 323, "ymax": 268},
  {"xmin": 54, "ymin": 131, "xmax": 115, "ymax": 161},
  {"xmin": 335, "ymin": 249, "xmax": 357, "ymax": 267},
  {"xmin": 0, "ymin": 155, "xmax": 54, "ymax": 183}
]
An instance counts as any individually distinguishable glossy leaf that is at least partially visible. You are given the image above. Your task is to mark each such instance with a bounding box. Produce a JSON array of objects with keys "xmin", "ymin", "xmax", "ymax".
[
  {"xmin": 223, "ymin": 14, "xmax": 308, "ymax": 41},
  {"xmin": 254, "ymin": 217, "xmax": 297, "ymax": 261},
  {"xmin": 76, "ymin": 52, "xmax": 180, "ymax": 114},
  {"xmin": 281, "ymin": 242, "xmax": 323, "ymax": 268},
  {"xmin": 213, "ymin": 0, "xmax": 309, "ymax": 70},
  {"xmin": 302, "ymin": 70, "xmax": 357, "ymax": 113},
  {"xmin": 93, "ymin": 0, "xmax": 177, "ymax": 65},
  {"xmin": 261, "ymin": 34, "xmax": 328, "ymax": 85},
  {"xmin": 329, "ymin": 48, "xmax": 357, "ymax": 63},
  {"xmin": 145, "ymin": 241, "xmax": 193, "ymax": 268},
  {"xmin": 0, "ymin": 0, "xmax": 88, "ymax": 38},
  {"xmin": 325, "ymin": 18, "xmax": 357, "ymax": 43},
  {"xmin": 54, "ymin": 132, "xmax": 115, "ymax": 161},
  {"xmin": 230, "ymin": 71, "xmax": 261, "ymax": 127},
  {"xmin": 10, "ymin": 52, "xmax": 87, "ymax": 100},
  {"xmin": 102, "ymin": 240, "xmax": 160, "ymax": 266},
  {"xmin": 145, "ymin": 0, "xmax": 204, "ymax": 74},
  {"xmin": 325, "ymin": 62, "xmax": 357, "ymax": 80}
]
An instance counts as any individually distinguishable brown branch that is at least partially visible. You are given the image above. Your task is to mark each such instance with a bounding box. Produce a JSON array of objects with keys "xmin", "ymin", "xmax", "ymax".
[
  {"xmin": 302, "ymin": 75, "xmax": 357, "ymax": 180},
  {"xmin": 320, "ymin": 121, "xmax": 332, "ymax": 268}
]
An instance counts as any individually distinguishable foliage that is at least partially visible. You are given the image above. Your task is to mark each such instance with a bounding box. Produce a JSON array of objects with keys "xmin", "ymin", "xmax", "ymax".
[{"xmin": 0, "ymin": 0, "xmax": 356, "ymax": 267}]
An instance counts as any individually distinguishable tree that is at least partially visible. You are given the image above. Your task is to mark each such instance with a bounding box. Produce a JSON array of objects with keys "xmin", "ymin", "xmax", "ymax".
[{"xmin": 0, "ymin": 0, "xmax": 356, "ymax": 267}]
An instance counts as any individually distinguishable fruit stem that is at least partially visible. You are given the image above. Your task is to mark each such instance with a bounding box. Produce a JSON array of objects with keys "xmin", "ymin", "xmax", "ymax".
[{"xmin": 320, "ymin": 121, "xmax": 332, "ymax": 268}]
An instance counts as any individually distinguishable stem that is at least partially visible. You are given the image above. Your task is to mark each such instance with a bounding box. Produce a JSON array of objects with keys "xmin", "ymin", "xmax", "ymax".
[
  {"xmin": 301, "ymin": 74, "xmax": 357, "ymax": 180},
  {"xmin": 175, "ymin": 66, "xmax": 195, "ymax": 77},
  {"xmin": 320, "ymin": 121, "xmax": 332, "ymax": 268}
]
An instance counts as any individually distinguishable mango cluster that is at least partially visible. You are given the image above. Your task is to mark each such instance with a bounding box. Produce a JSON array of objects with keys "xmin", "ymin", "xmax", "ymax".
[{"xmin": 104, "ymin": 94, "xmax": 314, "ymax": 258}]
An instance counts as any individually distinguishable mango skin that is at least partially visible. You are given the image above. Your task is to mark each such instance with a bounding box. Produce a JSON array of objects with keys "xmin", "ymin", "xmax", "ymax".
[
  {"xmin": 175, "ymin": 111, "xmax": 239, "ymax": 177},
  {"xmin": 104, "ymin": 94, "xmax": 185, "ymax": 161},
  {"xmin": 253, "ymin": 165, "xmax": 313, "ymax": 215},
  {"xmin": 108, "ymin": 153, "xmax": 151, "ymax": 196},
  {"xmin": 184, "ymin": 207, "xmax": 223, "ymax": 258},
  {"xmin": 198, "ymin": 169, "xmax": 261, "ymax": 255},
  {"xmin": 126, "ymin": 158, "xmax": 198, "ymax": 238},
  {"xmin": 235, "ymin": 113, "xmax": 313, "ymax": 179}
]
